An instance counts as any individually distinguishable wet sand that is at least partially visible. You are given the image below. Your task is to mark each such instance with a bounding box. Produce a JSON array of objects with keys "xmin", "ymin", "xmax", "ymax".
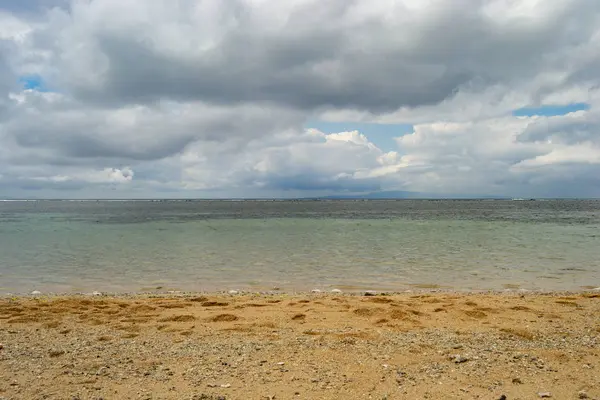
[{"xmin": 1, "ymin": 291, "xmax": 599, "ymax": 399}]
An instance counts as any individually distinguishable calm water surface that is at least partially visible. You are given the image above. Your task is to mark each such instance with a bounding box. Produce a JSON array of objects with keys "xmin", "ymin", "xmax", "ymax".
[{"xmin": 1, "ymin": 200, "xmax": 599, "ymax": 293}]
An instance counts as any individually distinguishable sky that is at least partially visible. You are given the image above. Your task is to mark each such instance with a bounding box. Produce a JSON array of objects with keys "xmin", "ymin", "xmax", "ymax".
[{"xmin": 1, "ymin": 1, "xmax": 600, "ymax": 199}]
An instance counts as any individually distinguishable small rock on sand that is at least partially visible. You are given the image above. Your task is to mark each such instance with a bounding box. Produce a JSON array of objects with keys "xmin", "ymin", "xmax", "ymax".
[
  {"xmin": 92, "ymin": 291, "xmax": 102, "ymax": 296},
  {"xmin": 363, "ymin": 290, "xmax": 377, "ymax": 296},
  {"xmin": 31, "ymin": 290, "xmax": 42, "ymax": 295},
  {"xmin": 578, "ymin": 391, "xmax": 589, "ymax": 399},
  {"xmin": 331, "ymin": 289, "xmax": 342, "ymax": 293},
  {"xmin": 311, "ymin": 289, "xmax": 321, "ymax": 293},
  {"xmin": 228, "ymin": 290, "xmax": 239, "ymax": 295},
  {"xmin": 395, "ymin": 370, "xmax": 406, "ymax": 383},
  {"xmin": 451, "ymin": 355, "xmax": 469, "ymax": 364},
  {"xmin": 537, "ymin": 392, "xmax": 552, "ymax": 398}
]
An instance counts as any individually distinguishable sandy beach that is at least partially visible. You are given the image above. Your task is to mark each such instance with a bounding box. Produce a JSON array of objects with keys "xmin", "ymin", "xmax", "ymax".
[{"xmin": 1, "ymin": 291, "xmax": 599, "ymax": 399}]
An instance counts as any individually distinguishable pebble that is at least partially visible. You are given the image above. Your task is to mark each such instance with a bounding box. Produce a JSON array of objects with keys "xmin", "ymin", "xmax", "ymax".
[
  {"xmin": 395, "ymin": 370, "xmax": 406, "ymax": 384},
  {"xmin": 92, "ymin": 291, "xmax": 102, "ymax": 296},
  {"xmin": 31, "ymin": 290, "xmax": 42, "ymax": 295},
  {"xmin": 220, "ymin": 384, "xmax": 231, "ymax": 388},
  {"xmin": 497, "ymin": 396, "xmax": 507, "ymax": 400},
  {"xmin": 451, "ymin": 355, "xmax": 469, "ymax": 364},
  {"xmin": 311, "ymin": 289, "xmax": 321, "ymax": 293},
  {"xmin": 537, "ymin": 392, "xmax": 552, "ymax": 398},
  {"xmin": 331, "ymin": 289, "xmax": 342, "ymax": 293},
  {"xmin": 578, "ymin": 391, "xmax": 589, "ymax": 399},
  {"xmin": 228, "ymin": 290, "xmax": 239, "ymax": 295},
  {"xmin": 276, "ymin": 362, "xmax": 285, "ymax": 366},
  {"xmin": 363, "ymin": 290, "xmax": 377, "ymax": 296},
  {"xmin": 0, "ymin": 343, "xmax": 3, "ymax": 350}
]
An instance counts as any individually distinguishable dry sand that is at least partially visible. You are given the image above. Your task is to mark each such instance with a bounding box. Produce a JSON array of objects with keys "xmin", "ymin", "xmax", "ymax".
[{"xmin": 1, "ymin": 291, "xmax": 599, "ymax": 399}]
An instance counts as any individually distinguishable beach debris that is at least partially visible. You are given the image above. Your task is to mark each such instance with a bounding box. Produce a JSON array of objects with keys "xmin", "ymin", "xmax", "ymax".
[
  {"xmin": 92, "ymin": 291, "xmax": 102, "ymax": 296},
  {"xmin": 450, "ymin": 355, "xmax": 469, "ymax": 363},
  {"xmin": 311, "ymin": 289, "xmax": 321, "ymax": 293},
  {"xmin": 578, "ymin": 391, "xmax": 589, "ymax": 399},
  {"xmin": 395, "ymin": 370, "xmax": 406, "ymax": 384},
  {"xmin": 191, "ymin": 394, "xmax": 225, "ymax": 400},
  {"xmin": 512, "ymin": 377, "xmax": 523, "ymax": 384},
  {"xmin": 363, "ymin": 290, "xmax": 377, "ymax": 296},
  {"xmin": 331, "ymin": 289, "xmax": 343, "ymax": 293},
  {"xmin": 31, "ymin": 290, "xmax": 42, "ymax": 295},
  {"xmin": 48, "ymin": 349, "xmax": 65, "ymax": 358},
  {"xmin": 228, "ymin": 290, "xmax": 239, "ymax": 295},
  {"xmin": 220, "ymin": 383, "xmax": 231, "ymax": 388},
  {"xmin": 537, "ymin": 392, "xmax": 552, "ymax": 398}
]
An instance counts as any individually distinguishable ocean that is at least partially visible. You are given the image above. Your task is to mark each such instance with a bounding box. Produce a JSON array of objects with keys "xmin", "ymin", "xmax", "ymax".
[{"xmin": 1, "ymin": 199, "xmax": 599, "ymax": 294}]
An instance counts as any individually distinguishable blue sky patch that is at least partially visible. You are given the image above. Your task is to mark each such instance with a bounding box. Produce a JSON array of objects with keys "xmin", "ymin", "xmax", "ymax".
[
  {"xmin": 19, "ymin": 75, "xmax": 48, "ymax": 92},
  {"xmin": 305, "ymin": 120, "xmax": 413, "ymax": 151},
  {"xmin": 512, "ymin": 103, "xmax": 590, "ymax": 117}
]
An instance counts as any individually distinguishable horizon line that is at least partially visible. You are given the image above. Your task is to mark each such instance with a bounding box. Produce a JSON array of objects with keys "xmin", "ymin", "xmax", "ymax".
[{"xmin": 1, "ymin": 197, "xmax": 598, "ymax": 201}]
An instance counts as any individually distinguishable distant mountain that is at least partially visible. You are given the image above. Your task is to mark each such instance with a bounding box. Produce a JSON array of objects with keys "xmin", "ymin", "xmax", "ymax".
[{"xmin": 316, "ymin": 190, "xmax": 508, "ymax": 200}]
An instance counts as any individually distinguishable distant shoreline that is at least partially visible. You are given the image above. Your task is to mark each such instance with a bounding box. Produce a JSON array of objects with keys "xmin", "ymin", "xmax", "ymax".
[
  {"xmin": 4, "ymin": 198, "xmax": 600, "ymax": 201},
  {"xmin": 3, "ymin": 287, "xmax": 600, "ymax": 299}
]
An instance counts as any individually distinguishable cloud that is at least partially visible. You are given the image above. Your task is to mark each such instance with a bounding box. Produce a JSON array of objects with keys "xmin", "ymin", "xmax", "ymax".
[
  {"xmin": 22, "ymin": 0, "xmax": 600, "ymax": 111},
  {"xmin": 517, "ymin": 109, "xmax": 600, "ymax": 145},
  {"xmin": 1, "ymin": 1, "xmax": 600, "ymax": 198},
  {"xmin": 394, "ymin": 109, "xmax": 600, "ymax": 197},
  {"xmin": 3, "ymin": 90, "xmax": 304, "ymax": 164},
  {"xmin": 33, "ymin": 166, "xmax": 134, "ymax": 183},
  {"xmin": 178, "ymin": 129, "xmax": 405, "ymax": 193}
]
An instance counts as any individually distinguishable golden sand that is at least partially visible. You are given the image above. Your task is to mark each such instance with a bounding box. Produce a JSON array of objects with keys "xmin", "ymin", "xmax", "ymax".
[{"xmin": 1, "ymin": 292, "xmax": 599, "ymax": 399}]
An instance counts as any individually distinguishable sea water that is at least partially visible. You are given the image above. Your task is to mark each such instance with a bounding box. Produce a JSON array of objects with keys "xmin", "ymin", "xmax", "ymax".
[{"xmin": 1, "ymin": 199, "xmax": 599, "ymax": 293}]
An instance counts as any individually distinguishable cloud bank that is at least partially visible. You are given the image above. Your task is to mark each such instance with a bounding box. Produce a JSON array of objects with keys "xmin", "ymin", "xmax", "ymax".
[{"xmin": 1, "ymin": 0, "xmax": 600, "ymax": 198}]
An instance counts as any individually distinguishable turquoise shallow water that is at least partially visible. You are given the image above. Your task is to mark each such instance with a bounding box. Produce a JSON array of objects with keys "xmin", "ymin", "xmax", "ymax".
[{"xmin": 0, "ymin": 200, "xmax": 599, "ymax": 293}]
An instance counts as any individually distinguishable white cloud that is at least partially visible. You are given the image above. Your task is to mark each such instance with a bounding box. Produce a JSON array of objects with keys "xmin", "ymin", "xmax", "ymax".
[
  {"xmin": 178, "ymin": 129, "xmax": 404, "ymax": 193},
  {"xmin": 32, "ymin": 166, "xmax": 133, "ymax": 183}
]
